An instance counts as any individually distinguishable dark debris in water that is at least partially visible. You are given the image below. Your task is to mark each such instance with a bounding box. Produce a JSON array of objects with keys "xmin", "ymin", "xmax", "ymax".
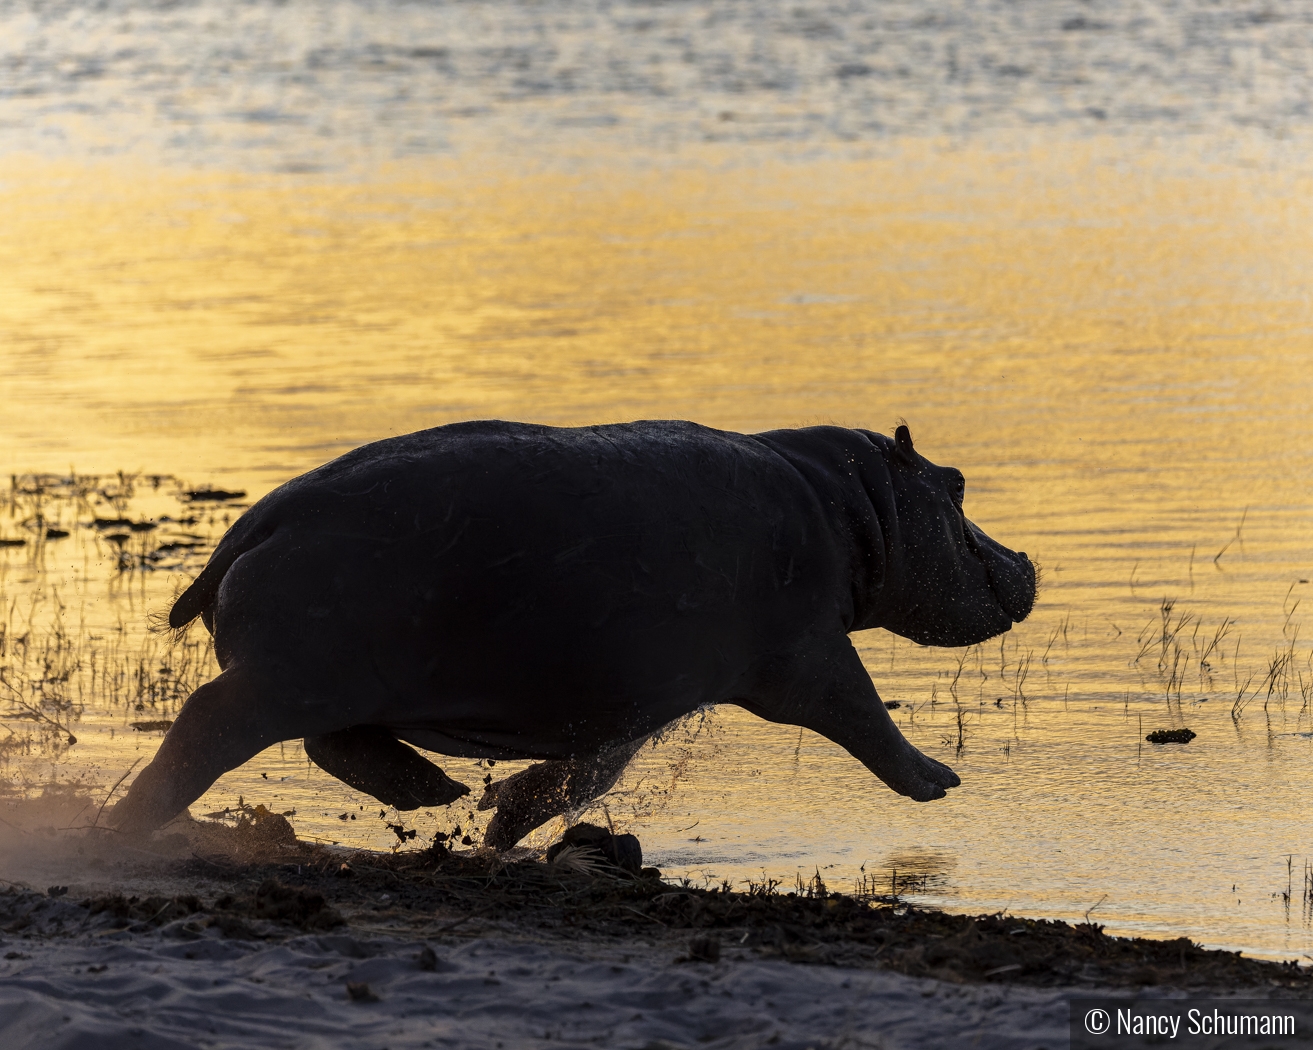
[
  {"xmin": 182, "ymin": 488, "xmax": 246, "ymax": 503},
  {"xmin": 1146, "ymin": 728, "xmax": 1196, "ymax": 744},
  {"xmin": 129, "ymin": 720, "xmax": 175, "ymax": 732},
  {"xmin": 154, "ymin": 541, "xmax": 204, "ymax": 554},
  {"xmin": 386, "ymin": 822, "xmax": 417, "ymax": 843}
]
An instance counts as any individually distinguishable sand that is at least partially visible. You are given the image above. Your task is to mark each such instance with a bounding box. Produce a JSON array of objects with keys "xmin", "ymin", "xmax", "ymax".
[
  {"xmin": 0, "ymin": 804, "xmax": 1307, "ymax": 1050},
  {"xmin": 0, "ymin": 895, "xmax": 1072, "ymax": 1050}
]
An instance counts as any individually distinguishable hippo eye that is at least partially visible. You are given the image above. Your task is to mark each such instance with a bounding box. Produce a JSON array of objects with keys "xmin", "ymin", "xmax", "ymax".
[{"xmin": 950, "ymin": 474, "xmax": 965, "ymax": 506}]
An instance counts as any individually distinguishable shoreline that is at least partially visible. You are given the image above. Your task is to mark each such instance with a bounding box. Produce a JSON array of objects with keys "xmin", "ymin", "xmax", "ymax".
[{"xmin": 1, "ymin": 813, "xmax": 1308, "ymax": 1049}]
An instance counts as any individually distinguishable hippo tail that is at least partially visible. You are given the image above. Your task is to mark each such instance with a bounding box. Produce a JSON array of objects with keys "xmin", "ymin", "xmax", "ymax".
[{"xmin": 168, "ymin": 520, "xmax": 273, "ymax": 630}]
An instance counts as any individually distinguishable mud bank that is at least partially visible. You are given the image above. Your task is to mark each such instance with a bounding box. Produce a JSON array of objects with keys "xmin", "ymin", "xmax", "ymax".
[{"xmin": 0, "ymin": 806, "xmax": 1308, "ymax": 1049}]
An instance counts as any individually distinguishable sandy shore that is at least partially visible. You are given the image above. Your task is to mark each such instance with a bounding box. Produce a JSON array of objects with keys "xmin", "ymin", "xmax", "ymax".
[
  {"xmin": 2, "ymin": 914, "xmax": 1078, "ymax": 1050},
  {"xmin": 1, "ymin": 806, "xmax": 1308, "ymax": 1050}
]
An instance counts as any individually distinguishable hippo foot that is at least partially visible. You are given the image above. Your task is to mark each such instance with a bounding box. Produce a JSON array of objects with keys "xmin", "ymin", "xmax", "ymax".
[
  {"xmin": 305, "ymin": 726, "xmax": 470, "ymax": 810},
  {"xmin": 479, "ymin": 735, "xmax": 652, "ymax": 850},
  {"xmin": 480, "ymin": 763, "xmax": 570, "ymax": 851},
  {"xmin": 105, "ymin": 776, "xmax": 175, "ymax": 840},
  {"xmin": 876, "ymin": 736, "xmax": 960, "ymax": 802}
]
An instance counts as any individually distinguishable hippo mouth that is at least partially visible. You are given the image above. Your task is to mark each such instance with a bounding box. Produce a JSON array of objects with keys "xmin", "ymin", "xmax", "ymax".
[{"xmin": 964, "ymin": 518, "xmax": 1036, "ymax": 624}]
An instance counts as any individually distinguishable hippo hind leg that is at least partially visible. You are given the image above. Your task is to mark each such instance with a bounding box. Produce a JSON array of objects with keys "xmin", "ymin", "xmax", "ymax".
[
  {"xmin": 304, "ymin": 726, "xmax": 470, "ymax": 810},
  {"xmin": 479, "ymin": 735, "xmax": 647, "ymax": 851},
  {"xmin": 110, "ymin": 667, "xmax": 315, "ymax": 836}
]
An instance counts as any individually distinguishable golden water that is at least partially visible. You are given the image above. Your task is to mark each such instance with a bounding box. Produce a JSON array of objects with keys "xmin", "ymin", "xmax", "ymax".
[{"xmin": 2, "ymin": 140, "xmax": 1311, "ymax": 960}]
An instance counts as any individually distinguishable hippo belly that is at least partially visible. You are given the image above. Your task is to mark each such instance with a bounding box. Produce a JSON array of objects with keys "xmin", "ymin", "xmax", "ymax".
[{"xmin": 204, "ymin": 421, "xmax": 844, "ymax": 758}]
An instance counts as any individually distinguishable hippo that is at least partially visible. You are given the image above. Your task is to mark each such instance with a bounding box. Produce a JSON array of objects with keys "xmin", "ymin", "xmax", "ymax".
[{"xmin": 110, "ymin": 420, "xmax": 1036, "ymax": 848}]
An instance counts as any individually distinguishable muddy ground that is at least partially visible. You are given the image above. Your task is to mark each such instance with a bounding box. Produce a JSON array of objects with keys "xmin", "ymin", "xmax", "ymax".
[{"xmin": 3, "ymin": 807, "xmax": 1307, "ymax": 997}]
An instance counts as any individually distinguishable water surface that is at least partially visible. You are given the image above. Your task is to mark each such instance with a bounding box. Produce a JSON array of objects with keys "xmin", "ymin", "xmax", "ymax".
[{"xmin": 1, "ymin": 0, "xmax": 1311, "ymax": 963}]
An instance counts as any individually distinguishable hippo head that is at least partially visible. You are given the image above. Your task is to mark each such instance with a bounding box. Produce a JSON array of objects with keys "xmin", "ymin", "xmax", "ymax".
[{"xmin": 862, "ymin": 425, "xmax": 1036, "ymax": 647}]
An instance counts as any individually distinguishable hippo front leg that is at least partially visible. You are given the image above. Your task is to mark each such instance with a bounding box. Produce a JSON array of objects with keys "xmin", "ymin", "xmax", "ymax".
[{"xmin": 745, "ymin": 636, "xmax": 960, "ymax": 802}]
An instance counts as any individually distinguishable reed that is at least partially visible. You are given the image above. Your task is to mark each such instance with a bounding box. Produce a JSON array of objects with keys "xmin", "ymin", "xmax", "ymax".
[
  {"xmin": 1197, "ymin": 618, "xmax": 1234, "ymax": 691},
  {"xmin": 1012, "ymin": 649, "xmax": 1032, "ymax": 705},
  {"xmin": 1212, "ymin": 506, "xmax": 1248, "ymax": 566},
  {"xmin": 1, "ymin": 470, "xmax": 225, "ymax": 777},
  {"xmin": 1304, "ymin": 860, "xmax": 1313, "ymax": 925}
]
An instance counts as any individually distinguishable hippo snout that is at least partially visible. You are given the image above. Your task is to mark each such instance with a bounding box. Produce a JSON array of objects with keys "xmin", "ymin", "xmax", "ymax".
[
  {"xmin": 987, "ymin": 540, "xmax": 1034, "ymax": 624},
  {"xmin": 966, "ymin": 520, "xmax": 1036, "ymax": 625},
  {"xmin": 995, "ymin": 553, "xmax": 1037, "ymax": 623}
]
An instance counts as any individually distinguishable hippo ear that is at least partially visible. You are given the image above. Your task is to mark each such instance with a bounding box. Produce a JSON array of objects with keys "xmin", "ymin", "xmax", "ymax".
[{"xmin": 894, "ymin": 424, "xmax": 916, "ymax": 461}]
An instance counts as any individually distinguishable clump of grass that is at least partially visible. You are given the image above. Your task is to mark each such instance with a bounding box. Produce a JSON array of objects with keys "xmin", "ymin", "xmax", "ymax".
[
  {"xmin": 0, "ymin": 596, "xmax": 220, "ymax": 761},
  {"xmin": 1197, "ymin": 618, "xmax": 1234, "ymax": 691},
  {"xmin": 794, "ymin": 867, "xmax": 828, "ymax": 898},
  {"xmin": 744, "ymin": 875, "xmax": 781, "ymax": 898},
  {"xmin": 1303, "ymin": 860, "xmax": 1313, "ymax": 925},
  {"xmin": 1232, "ymin": 631, "xmax": 1308, "ymax": 727},
  {"xmin": 852, "ymin": 866, "xmax": 938, "ymax": 903},
  {"xmin": 947, "ymin": 646, "xmax": 970, "ymax": 697}
]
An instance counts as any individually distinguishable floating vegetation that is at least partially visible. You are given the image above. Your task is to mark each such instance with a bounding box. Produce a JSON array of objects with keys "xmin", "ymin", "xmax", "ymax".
[
  {"xmin": 1112, "ymin": 587, "xmax": 1312, "ymax": 733},
  {"xmin": 0, "ymin": 471, "xmax": 238, "ymax": 579},
  {"xmin": 154, "ymin": 541, "xmax": 205, "ymax": 555},
  {"xmin": 1146, "ymin": 728, "xmax": 1196, "ymax": 744}
]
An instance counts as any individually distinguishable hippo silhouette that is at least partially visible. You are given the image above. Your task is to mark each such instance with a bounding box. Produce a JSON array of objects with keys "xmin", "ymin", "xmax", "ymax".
[{"xmin": 111, "ymin": 420, "xmax": 1036, "ymax": 847}]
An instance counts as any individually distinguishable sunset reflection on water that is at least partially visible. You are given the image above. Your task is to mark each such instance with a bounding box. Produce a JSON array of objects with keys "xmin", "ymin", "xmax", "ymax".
[{"xmin": 2, "ymin": 138, "xmax": 1311, "ymax": 959}]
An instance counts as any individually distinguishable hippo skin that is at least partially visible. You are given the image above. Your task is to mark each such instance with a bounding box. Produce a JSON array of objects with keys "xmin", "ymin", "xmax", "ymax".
[{"xmin": 111, "ymin": 420, "xmax": 1036, "ymax": 848}]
